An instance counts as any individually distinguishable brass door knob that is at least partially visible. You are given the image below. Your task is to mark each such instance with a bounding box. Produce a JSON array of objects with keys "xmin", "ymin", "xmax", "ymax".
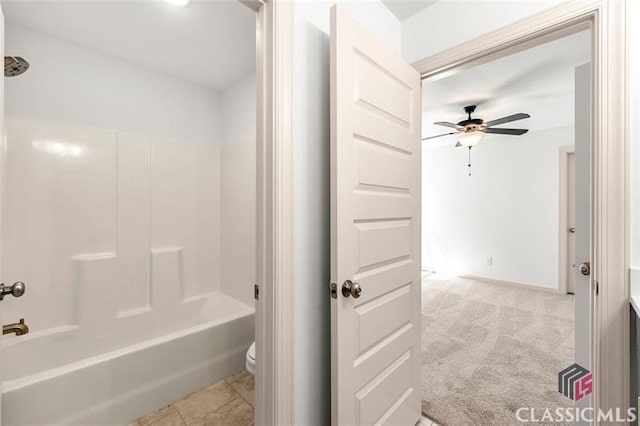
[
  {"xmin": 341, "ymin": 280, "xmax": 362, "ymax": 298},
  {"xmin": 579, "ymin": 262, "xmax": 591, "ymax": 276}
]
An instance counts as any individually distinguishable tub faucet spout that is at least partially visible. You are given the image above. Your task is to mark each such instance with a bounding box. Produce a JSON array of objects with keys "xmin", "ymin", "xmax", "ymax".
[{"xmin": 3, "ymin": 318, "xmax": 29, "ymax": 336}]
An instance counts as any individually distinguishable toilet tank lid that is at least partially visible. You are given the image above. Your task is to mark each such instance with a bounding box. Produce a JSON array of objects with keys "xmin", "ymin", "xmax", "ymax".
[{"xmin": 248, "ymin": 342, "xmax": 256, "ymax": 361}]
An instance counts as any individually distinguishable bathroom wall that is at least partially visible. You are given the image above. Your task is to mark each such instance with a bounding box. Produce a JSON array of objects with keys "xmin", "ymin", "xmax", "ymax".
[
  {"xmin": 5, "ymin": 24, "xmax": 259, "ymax": 311},
  {"xmin": 220, "ymin": 72, "xmax": 256, "ymax": 307},
  {"xmin": 5, "ymin": 24, "xmax": 222, "ymax": 146},
  {"xmin": 2, "ymin": 116, "xmax": 222, "ymax": 380},
  {"xmin": 1, "ymin": 24, "xmax": 259, "ymax": 379}
]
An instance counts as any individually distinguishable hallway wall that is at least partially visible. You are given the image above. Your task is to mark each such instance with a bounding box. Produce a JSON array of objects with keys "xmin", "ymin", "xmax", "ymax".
[
  {"xmin": 401, "ymin": 0, "xmax": 569, "ymax": 64},
  {"xmin": 292, "ymin": 2, "xmax": 401, "ymax": 424}
]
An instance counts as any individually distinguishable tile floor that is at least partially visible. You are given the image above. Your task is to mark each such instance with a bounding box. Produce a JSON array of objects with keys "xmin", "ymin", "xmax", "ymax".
[
  {"xmin": 133, "ymin": 369, "xmax": 436, "ymax": 426},
  {"xmin": 130, "ymin": 370, "xmax": 254, "ymax": 426}
]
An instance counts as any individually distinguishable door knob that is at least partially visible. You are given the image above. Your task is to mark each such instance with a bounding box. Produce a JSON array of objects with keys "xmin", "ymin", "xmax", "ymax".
[
  {"xmin": 341, "ymin": 280, "xmax": 362, "ymax": 298},
  {"xmin": 579, "ymin": 262, "xmax": 591, "ymax": 276},
  {"xmin": 0, "ymin": 282, "xmax": 25, "ymax": 300}
]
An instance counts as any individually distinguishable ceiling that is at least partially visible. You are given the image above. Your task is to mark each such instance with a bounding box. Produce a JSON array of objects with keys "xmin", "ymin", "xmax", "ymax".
[
  {"xmin": 2, "ymin": 0, "xmax": 256, "ymax": 91},
  {"xmin": 422, "ymin": 30, "xmax": 591, "ymax": 147},
  {"xmin": 382, "ymin": 0, "xmax": 437, "ymax": 21}
]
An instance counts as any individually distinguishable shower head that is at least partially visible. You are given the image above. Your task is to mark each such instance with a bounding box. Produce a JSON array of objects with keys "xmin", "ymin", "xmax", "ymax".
[{"xmin": 4, "ymin": 56, "xmax": 29, "ymax": 77}]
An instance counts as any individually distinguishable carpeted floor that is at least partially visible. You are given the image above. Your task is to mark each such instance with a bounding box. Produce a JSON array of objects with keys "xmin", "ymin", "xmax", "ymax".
[{"xmin": 421, "ymin": 275, "xmax": 575, "ymax": 426}]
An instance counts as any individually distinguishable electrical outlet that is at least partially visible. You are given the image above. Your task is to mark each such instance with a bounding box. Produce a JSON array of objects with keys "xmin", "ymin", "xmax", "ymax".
[{"xmin": 485, "ymin": 256, "xmax": 493, "ymax": 266}]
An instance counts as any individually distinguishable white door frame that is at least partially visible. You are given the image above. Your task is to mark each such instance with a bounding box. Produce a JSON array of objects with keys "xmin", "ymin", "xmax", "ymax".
[
  {"xmin": 558, "ymin": 145, "xmax": 575, "ymax": 295},
  {"xmin": 413, "ymin": 0, "xmax": 632, "ymax": 419},
  {"xmin": 239, "ymin": 0, "xmax": 295, "ymax": 424},
  {"xmin": 247, "ymin": 0, "xmax": 636, "ymax": 423}
]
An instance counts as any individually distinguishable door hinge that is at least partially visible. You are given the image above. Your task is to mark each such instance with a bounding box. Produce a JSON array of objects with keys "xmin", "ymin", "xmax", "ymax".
[
  {"xmin": 330, "ymin": 282, "xmax": 337, "ymax": 299},
  {"xmin": 254, "ymin": 284, "xmax": 259, "ymax": 300},
  {"xmin": 594, "ymin": 280, "xmax": 599, "ymax": 296}
]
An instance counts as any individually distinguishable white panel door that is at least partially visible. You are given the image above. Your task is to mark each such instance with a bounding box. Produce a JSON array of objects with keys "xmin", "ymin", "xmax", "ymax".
[
  {"xmin": 574, "ymin": 62, "xmax": 592, "ymax": 423},
  {"xmin": 330, "ymin": 6, "xmax": 421, "ymax": 425}
]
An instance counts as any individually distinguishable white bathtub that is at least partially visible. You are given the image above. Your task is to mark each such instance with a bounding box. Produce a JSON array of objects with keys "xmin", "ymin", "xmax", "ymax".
[{"xmin": 2, "ymin": 293, "xmax": 254, "ymax": 425}]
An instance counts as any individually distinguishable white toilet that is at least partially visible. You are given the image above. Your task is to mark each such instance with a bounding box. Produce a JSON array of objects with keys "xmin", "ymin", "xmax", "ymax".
[{"xmin": 246, "ymin": 342, "xmax": 256, "ymax": 375}]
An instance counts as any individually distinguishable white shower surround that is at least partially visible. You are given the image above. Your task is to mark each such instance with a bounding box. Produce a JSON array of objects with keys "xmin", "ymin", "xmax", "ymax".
[{"xmin": 2, "ymin": 23, "xmax": 256, "ymax": 425}]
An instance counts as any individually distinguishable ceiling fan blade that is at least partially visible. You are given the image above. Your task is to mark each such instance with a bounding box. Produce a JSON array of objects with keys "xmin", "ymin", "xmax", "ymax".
[
  {"xmin": 484, "ymin": 113, "xmax": 530, "ymax": 127},
  {"xmin": 484, "ymin": 128, "xmax": 529, "ymax": 135},
  {"xmin": 422, "ymin": 132, "xmax": 457, "ymax": 140},
  {"xmin": 434, "ymin": 121, "xmax": 463, "ymax": 130}
]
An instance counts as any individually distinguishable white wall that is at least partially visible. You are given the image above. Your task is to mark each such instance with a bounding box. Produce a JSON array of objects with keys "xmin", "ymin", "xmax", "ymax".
[
  {"xmin": 4, "ymin": 21, "xmax": 226, "ymax": 287},
  {"xmin": 423, "ymin": 125, "xmax": 573, "ymax": 289},
  {"xmin": 5, "ymin": 24, "xmax": 259, "ymax": 311},
  {"xmin": 220, "ymin": 72, "xmax": 256, "ymax": 307},
  {"xmin": 4, "ymin": 21, "xmax": 225, "ymax": 314},
  {"xmin": 401, "ymin": 0, "xmax": 569, "ymax": 64},
  {"xmin": 5, "ymin": 24, "xmax": 222, "ymax": 146},
  {"xmin": 292, "ymin": 2, "xmax": 400, "ymax": 424}
]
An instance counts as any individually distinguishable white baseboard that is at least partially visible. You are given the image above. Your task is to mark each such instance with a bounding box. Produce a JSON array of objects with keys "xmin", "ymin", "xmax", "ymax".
[{"xmin": 458, "ymin": 274, "xmax": 560, "ymax": 294}]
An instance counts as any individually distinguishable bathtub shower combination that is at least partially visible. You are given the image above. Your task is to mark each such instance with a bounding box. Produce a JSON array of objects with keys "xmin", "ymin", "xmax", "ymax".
[{"xmin": 1, "ymin": 2, "xmax": 257, "ymax": 424}]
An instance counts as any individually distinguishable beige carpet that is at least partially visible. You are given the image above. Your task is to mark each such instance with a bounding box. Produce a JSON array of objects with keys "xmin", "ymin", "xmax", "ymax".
[{"xmin": 421, "ymin": 275, "xmax": 575, "ymax": 426}]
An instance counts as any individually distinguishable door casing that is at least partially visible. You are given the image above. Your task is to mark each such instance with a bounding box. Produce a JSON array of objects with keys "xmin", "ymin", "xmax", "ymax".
[
  {"xmin": 246, "ymin": 0, "xmax": 636, "ymax": 424},
  {"xmin": 0, "ymin": 5, "xmax": 4, "ymax": 422},
  {"xmin": 413, "ymin": 0, "xmax": 631, "ymax": 419},
  {"xmin": 238, "ymin": 0, "xmax": 295, "ymax": 425}
]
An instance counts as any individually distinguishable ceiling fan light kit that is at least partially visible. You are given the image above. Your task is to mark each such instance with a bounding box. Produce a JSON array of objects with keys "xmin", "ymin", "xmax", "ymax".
[
  {"xmin": 457, "ymin": 130, "xmax": 484, "ymax": 147},
  {"xmin": 423, "ymin": 104, "xmax": 531, "ymax": 176}
]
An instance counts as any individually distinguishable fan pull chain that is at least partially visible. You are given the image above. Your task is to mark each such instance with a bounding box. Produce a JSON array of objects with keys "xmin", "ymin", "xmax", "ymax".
[{"xmin": 468, "ymin": 147, "xmax": 472, "ymax": 176}]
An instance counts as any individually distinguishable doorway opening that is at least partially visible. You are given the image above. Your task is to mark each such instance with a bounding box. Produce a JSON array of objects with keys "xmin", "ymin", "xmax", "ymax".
[
  {"xmin": 419, "ymin": 28, "xmax": 591, "ymax": 425},
  {"xmin": 0, "ymin": 1, "xmax": 260, "ymax": 424}
]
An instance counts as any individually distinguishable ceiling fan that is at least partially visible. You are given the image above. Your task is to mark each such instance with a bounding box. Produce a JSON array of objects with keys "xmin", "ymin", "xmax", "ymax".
[
  {"xmin": 423, "ymin": 105, "xmax": 531, "ymax": 175},
  {"xmin": 424, "ymin": 105, "xmax": 530, "ymax": 145}
]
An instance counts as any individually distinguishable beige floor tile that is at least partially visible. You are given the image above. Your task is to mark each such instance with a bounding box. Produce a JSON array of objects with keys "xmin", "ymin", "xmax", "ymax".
[
  {"xmin": 172, "ymin": 381, "xmax": 240, "ymax": 423},
  {"xmin": 230, "ymin": 373, "xmax": 255, "ymax": 407},
  {"xmin": 137, "ymin": 405, "xmax": 177, "ymax": 425},
  {"xmin": 190, "ymin": 397, "xmax": 254, "ymax": 426},
  {"xmin": 150, "ymin": 410, "xmax": 186, "ymax": 426},
  {"xmin": 224, "ymin": 370, "xmax": 250, "ymax": 385}
]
